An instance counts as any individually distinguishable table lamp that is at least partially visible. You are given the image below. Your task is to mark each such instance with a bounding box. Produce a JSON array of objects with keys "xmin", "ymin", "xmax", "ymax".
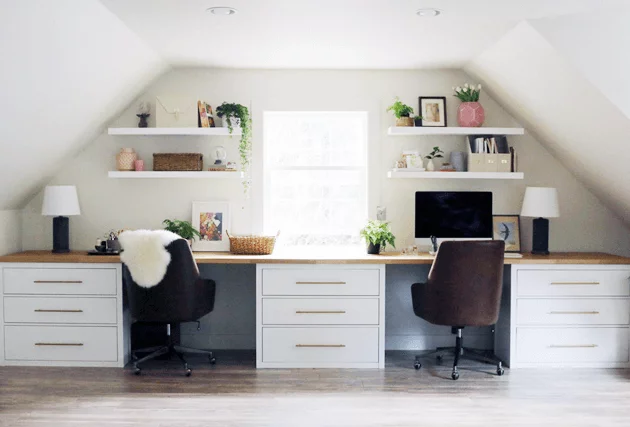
[
  {"xmin": 520, "ymin": 187, "xmax": 559, "ymax": 255},
  {"xmin": 41, "ymin": 186, "xmax": 81, "ymax": 253}
]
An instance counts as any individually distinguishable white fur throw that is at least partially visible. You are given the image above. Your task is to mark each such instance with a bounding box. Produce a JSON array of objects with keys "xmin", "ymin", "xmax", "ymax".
[{"xmin": 119, "ymin": 230, "xmax": 182, "ymax": 288}]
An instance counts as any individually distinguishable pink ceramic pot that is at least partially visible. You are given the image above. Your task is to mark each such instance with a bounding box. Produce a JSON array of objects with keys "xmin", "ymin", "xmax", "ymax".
[
  {"xmin": 134, "ymin": 160, "xmax": 144, "ymax": 171},
  {"xmin": 457, "ymin": 102, "xmax": 485, "ymax": 127}
]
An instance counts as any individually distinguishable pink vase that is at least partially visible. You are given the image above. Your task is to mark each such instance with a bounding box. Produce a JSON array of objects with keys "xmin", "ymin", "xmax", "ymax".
[{"xmin": 457, "ymin": 102, "xmax": 485, "ymax": 127}]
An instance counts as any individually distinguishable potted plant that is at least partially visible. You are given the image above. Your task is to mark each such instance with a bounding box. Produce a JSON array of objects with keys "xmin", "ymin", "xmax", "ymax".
[
  {"xmin": 162, "ymin": 219, "xmax": 201, "ymax": 247},
  {"xmin": 360, "ymin": 220, "xmax": 396, "ymax": 255},
  {"xmin": 386, "ymin": 97, "xmax": 414, "ymax": 127},
  {"xmin": 413, "ymin": 115, "xmax": 423, "ymax": 127},
  {"xmin": 216, "ymin": 102, "xmax": 252, "ymax": 192},
  {"xmin": 425, "ymin": 146, "xmax": 444, "ymax": 171},
  {"xmin": 453, "ymin": 83, "xmax": 484, "ymax": 127}
]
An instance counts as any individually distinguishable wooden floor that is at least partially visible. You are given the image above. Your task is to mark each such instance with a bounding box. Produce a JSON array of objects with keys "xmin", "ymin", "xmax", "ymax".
[{"xmin": 2, "ymin": 351, "xmax": 630, "ymax": 426}]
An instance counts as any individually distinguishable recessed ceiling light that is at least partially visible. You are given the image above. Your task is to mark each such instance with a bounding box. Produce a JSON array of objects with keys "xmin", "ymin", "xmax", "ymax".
[
  {"xmin": 416, "ymin": 8, "xmax": 441, "ymax": 17},
  {"xmin": 206, "ymin": 7, "xmax": 238, "ymax": 16}
]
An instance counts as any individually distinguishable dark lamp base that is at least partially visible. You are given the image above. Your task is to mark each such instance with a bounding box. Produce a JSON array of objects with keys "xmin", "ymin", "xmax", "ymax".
[
  {"xmin": 52, "ymin": 216, "xmax": 70, "ymax": 253},
  {"xmin": 531, "ymin": 217, "xmax": 550, "ymax": 255}
]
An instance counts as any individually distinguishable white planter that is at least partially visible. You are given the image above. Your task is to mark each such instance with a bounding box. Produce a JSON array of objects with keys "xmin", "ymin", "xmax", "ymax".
[
  {"xmin": 426, "ymin": 159, "xmax": 435, "ymax": 171},
  {"xmin": 221, "ymin": 116, "xmax": 241, "ymax": 129}
]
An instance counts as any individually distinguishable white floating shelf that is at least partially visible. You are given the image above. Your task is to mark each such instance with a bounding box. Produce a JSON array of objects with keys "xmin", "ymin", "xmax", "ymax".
[
  {"xmin": 388, "ymin": 171, "xmax": 524, "ymax": 180},
  {"xmin": 387, "ymin": 127, "xmax": 524, "ymax": 136},
  {"xmin": 108, "ymin": 171, "xmax": 243, "ymax": 179},
  {"xmin": 108, "ymin": 127, "xmax": 241, "ymax": 136}
]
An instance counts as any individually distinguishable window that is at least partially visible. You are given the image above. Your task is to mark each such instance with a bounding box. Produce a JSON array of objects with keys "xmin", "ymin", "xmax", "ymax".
[{"xmin": 264, "ymin": 112, "xmax": 368, "ymax": 246}]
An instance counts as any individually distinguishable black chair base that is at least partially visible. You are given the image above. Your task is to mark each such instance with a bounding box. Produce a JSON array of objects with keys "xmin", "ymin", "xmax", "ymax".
[
  {"xmin": 413, "ymin": 328, "xmax": 504, "ymax": 380},
  {"xmin": 133, "ymin": 344, "xmax": 216, "ymax": 376}
]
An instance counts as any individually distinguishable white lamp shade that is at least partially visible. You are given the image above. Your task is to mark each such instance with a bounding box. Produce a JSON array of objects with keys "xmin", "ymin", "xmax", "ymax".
[
  {"xmin": 41, "ymin": 186, "xmax": 81, "ymax": 216},
  {"xmin": 520, "ymin": 187, "xmax": 559, "ymax": 218}
]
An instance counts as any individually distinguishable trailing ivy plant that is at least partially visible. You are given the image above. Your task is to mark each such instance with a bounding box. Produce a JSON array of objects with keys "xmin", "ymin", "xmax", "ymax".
[
  {"xmin": 216, "ymin": 102, "xmax": 252, "ymax": 192},
  {"xmin": 360, "ymin": 220, "xmax": 396, "ymax": 250},
  {"xmin": 162, "ymin": 219, "xmax": 201, "ymax": 241}
]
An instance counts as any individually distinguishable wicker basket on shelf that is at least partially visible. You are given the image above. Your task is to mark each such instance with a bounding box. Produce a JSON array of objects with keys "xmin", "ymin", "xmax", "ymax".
[
  {"xmin": 227, "ymin": 231, "xmax": 279, "ymax": 255},
  {"xmin": 153, "ymin": 153, "xmax": 203, "ymax": 171}
]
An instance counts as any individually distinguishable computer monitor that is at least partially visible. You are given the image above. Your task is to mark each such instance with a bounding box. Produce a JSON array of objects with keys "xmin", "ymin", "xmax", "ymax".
[{"xmin": 415, "ymin": 191, "xmax": 493, "ymax": 247}]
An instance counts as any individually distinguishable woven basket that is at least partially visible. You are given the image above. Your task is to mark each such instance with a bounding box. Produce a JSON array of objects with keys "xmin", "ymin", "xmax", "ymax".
[
  {"xmin": 227, "ymin": 231, "xmax": 279, "ymax": 255},
  {"xmin": 153, "ymin": 153, "xmax": 203, "ymax": 171},
  {"xmin": 396, "ymin": 117, "xmax": 414, "ymax": 127}
]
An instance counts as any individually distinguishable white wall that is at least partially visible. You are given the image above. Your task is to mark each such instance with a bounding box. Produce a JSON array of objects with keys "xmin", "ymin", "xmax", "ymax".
[
  {"xmin": 19, "ymin": 68, "xmax": 630, "ymax": 349},
  {"xmin": 0, "ymin": 0, "xmax": 167, "ymax": 210},
  {"xmin": 0, "ymin": 210, "xmax": 21, "ymax": 256}
]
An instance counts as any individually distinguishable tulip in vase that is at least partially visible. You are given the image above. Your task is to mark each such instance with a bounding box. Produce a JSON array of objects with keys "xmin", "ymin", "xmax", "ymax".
[{"xmin": 453, "ymin": 83, "xmax": 485, "ymax": 127}]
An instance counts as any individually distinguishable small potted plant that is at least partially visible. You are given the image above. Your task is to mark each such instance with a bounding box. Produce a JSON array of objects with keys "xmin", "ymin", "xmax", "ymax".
[
  {"xmin": 386, "ymin": 97, "xmax": 414, "ymax": 127},
  {"xmin": 453, "ymin": 83, "xmax": 484, "ymax": 127},
  {"xmin": 215, "ymin": 102, "xmax": 252, "ymax": 192},
  {"xmin": 413, "ymin": 115, "xmax": 423, "ymax": 127},
  {"xmin": 425, "ymin": 146, "xmax": 444, "ymax": 171},
  {"xmin": 162, "ymin": 219, "xmax": 201, "ymax": 247},
  {"xmin": 360, "ymin": 220, "xmax": 396, "ymax": 255}
]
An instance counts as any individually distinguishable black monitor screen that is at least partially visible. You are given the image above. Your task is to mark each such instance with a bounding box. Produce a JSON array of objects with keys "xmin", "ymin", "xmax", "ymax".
[{"xmin": 415, "ymin": 191, "xmax": 493, "ymax": 238}]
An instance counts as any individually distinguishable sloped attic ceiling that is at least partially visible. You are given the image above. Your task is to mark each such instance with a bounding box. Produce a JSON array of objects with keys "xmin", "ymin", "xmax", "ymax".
[
  {"xmin": 0, "ymin": 0, "xmax": 168, "ymax": 210},
  {"xmin": 466, "ymin": 21, "xmax": 630, "ymax": 226}
]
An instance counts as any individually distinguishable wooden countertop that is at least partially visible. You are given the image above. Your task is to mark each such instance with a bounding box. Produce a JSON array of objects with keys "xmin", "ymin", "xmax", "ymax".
[{"xmin": 0, "ymin": 250, "xmax": 629, "ymax": 265}]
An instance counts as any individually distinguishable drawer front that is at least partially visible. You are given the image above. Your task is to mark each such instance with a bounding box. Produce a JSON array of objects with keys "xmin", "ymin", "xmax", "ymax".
[
  {"xmin": 262, "ymin": 298, "xmax": 379, "ymax": 325},
  {"xmin": 262, "ymin": 327, "xmax": 379, "ymax": 363},
  {"xmin": 516, "ymin": 327, "xmax": 629, "ymax": 364},
  {"xmin": 261, "ymin": 269, "xmax": 380, "ymax": 296},
  {"xmin": 4, "ymin": 297, "xmax": 117, "ymax": 324},
  {"xmin": 517, "ymin": 269, "xmax": 630, "ymax": 297},
  {"xmin": 3, "ymin": 268, "xmax": 117, "ymax": 295},
  {"xmin": 4, "ymin": 325, "xmax": 118, "ymax": 362},
  {"xmin": 517, "ymin": 298, "xmax": 630, "ymax": 326}
]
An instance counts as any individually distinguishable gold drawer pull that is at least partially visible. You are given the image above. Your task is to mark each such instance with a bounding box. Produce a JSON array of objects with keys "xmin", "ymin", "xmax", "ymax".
[
  {"xmin": 548, "ymin": 344, "xmax": 598, "ymax": 348},
  {"xmin": 295, "ymin": 310, "xmax": 346, "ymax": 314},
  {"xmin": 548, "ymin": 311, "xmax": 599, "ymax": 315},
  {"xmin": 295, "ymin": 344, "xmax": 346, "ymax": 348},
  {"xmin": 34, "ymin": 280, "xmax": 83, "ymax": 284},
  {"xmin": 34, "ymin": 309, "xmax": 83, "ymax": 313},
  {"xmin": 35, "ymin": 343, "xmax": 84, "ymax": 346},
  {"xmin": 295, "ymin": 281, "xmax": 346, "ymax": 285},
  {"xmin": 550, "ymin": 282, "xmax": 599, "ymax": 285}
]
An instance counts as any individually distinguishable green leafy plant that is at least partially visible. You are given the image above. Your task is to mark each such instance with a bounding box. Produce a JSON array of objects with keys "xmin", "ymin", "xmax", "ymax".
[
  {"xmin": 425, "ymin": 146, "xmax": 444, "ymax": 159},
  {"xmin": 360, "ymin": 220, "xmax": 396, "ymax": 250},
  {"xmin": 453, "ymin": 83, "xmax": 481, "ymax": 102},
  {"xmin": 386, "ymin": 97, "xmax": 414, "ymax": 118},
  {"xmin": 216, "ymin": 102, "xmax": 252, "ymax": 192},
  {"xmin": 162, "ymin": 219, "xmax": 201, "ymax": 241}
]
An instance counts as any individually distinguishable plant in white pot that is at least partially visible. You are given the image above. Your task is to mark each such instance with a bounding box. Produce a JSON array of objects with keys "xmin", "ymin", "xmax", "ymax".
[
  {"xmin": 215, "ymin": 102, "xmax": 252, "ymax": 192},
  {"xmin": 162, "ymin": 219, "xmax": 201, "ymax": 247},
  {"xmin": 360, "ymin": 220, "xmax": 396, "ymax": 255},
  {"xmin": 425, "ymin": 146, "xmax": 444, "ymax": 171},
  {"xmin": 453, "ymin": 83, "xmax": 484, "ymax": 127}
]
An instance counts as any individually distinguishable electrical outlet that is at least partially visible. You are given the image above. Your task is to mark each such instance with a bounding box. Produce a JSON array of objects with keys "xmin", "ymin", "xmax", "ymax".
[{"xmin": 376, "ymin": 206, "xmax": 386, "ymax": 221}]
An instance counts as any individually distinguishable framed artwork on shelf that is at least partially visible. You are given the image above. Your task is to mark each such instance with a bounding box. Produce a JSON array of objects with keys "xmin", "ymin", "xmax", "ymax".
[
  {"xmin": 492, "ymin": 215, "xmax": 521, "ymax": 253},
  {"xmin": 418, "ymin": 96, "xmax": 447, "ymax": 127},
  {"xmin": 192, "ymin": 201, "xmax": 231, "ymax": 252}
]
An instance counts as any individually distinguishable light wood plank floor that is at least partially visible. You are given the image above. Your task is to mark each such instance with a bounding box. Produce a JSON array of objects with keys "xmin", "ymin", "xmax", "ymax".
[{"xmin": 2, "ymin": 351, "xmax": 630, "ymax": 426}]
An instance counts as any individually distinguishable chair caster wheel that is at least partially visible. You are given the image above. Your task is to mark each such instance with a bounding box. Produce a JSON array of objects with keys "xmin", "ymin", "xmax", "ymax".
[
  {"xmin": 496, "ymin": 367, "xmax": 505, "ymax": 376},
  {"xmin": 134, "ymin": 367, "xmax": 141, "ymax": 376},
  {"xmin": 185, "ymin": 368, "xmax": 192, "ymax": 377},
  {"xmin": 209, "ymin": 355, "xmax": 217, "ymax": 364},
  {"xmin": 451, "ymin": 370, "xmax": 460, "ymax": 380},
  {"xmin": 413, "ymin": 361, "xmax": 422, "ymax": 370}
]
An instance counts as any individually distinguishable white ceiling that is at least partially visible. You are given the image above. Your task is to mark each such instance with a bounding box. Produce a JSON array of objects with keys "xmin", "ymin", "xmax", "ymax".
[{"xmin": 99, "ymin": 0, "xmax": 627, "ymax": 69}]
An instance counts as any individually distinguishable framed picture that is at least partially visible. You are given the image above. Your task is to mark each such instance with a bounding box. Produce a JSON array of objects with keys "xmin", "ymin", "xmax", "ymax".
[
  {"xmin": 418, "ymin": 97, "xmax": 447, "ymax": 127},
  {"xmin": 192, "ymin": 201, "xmax": 231, "ymax": 252},
  {"xmin": 493, "ymin": 215, "xmax": 521, "ymax": 253}
]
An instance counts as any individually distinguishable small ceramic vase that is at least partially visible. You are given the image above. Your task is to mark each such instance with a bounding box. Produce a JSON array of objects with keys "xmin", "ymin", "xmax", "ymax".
[
  {"xmin": 116, "ymin": 148, "xmax": 137, "ymax": 171},
  {"xmin": 426, "ymin": 159, "xmax": 435, "ymax": 171},
  {"xmin": 134, "ymin": 159, "xmax": 144, "ymax": 171},
  {"xmin": 457, "ymin": 102, "xmax": 485, "ymax": 127}
]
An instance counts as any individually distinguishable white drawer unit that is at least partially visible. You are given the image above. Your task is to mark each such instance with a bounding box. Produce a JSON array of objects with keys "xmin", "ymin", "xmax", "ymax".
[
  {"xmin": 262, "ymin": 298, "xmax": 379, "ymax": 325},
  {"xmin": 0, "ymin": 262, "xmax": 129, "ymax": 367},
  {"xmin": 496, "ymin": 264, "xmax": 630, "ymax": 368},
  {"xmin": 257, "ymin": 264, "xmax": 385, "ymax": 368}
]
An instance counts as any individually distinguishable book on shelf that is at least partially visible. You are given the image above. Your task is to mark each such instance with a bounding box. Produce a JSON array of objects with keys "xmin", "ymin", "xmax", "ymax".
[{"xmin": 467, "ymin": 135, "xmax": 513, "ymax": 172}]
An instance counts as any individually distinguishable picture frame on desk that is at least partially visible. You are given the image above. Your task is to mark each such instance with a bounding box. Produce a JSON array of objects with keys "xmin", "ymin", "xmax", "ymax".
[
  {"xmin": 192, "ymin": 201, "xmax": 231, "ymax": 252},
  {"xmin": 493, "ymin": 215, "xmax": 521, "ymax": 253},
  {"xmin": 418, "ymin": 97, "xmax": 447, "ymax": 127}
]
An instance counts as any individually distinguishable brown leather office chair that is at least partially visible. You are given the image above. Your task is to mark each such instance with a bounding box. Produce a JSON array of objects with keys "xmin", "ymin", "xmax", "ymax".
[
  {"xmin": 411, "ymin": 240, "xmax": 505, "ymax": 380},
  {"xmin": 123, "ymin": 238, "xmax": 217, "ymax": 376}
]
